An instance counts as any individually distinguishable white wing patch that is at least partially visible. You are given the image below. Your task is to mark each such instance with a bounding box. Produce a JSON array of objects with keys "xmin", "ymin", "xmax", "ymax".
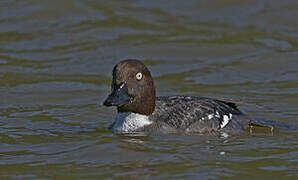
[
  {"xmin": 220, "ymin": 113, "xmax": 232, "ymax": 128},
  {"xmin": 204, "ymin": 112, "xmax": 232, "ymax": 129},
  {"xmin": 208, "ymin": 114, "xmax": 214, "ymax": 119},
  {"xmin": 215, "ymin": 111, "xmax": 220, "ymax": 118}
]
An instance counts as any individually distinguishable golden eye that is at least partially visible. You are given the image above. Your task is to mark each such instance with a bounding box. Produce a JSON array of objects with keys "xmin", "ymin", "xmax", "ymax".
[{"xmin": 136, "ymin": 72, "xmax": 143, "ymax": 80}]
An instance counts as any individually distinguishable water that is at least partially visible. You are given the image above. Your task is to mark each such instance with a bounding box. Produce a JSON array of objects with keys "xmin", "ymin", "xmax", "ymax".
[{"xmin": 0, "ymin": 0, "xmax": 298, "ymax": 179}]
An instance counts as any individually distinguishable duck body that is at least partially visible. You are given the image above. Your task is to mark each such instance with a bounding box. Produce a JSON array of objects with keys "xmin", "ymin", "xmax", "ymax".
[
  {"xmin": 109, "ymin": 95, "xmax": 252, "ymax": 135},
  {"xmin": 151, "ymin": 96, "xmax": 250, "ymax": 134}
]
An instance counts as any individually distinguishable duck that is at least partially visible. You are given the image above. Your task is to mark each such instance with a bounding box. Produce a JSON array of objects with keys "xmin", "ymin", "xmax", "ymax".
[{"xmin": 103, "ymin": 59, "xmax": 272, "ymax": 135}]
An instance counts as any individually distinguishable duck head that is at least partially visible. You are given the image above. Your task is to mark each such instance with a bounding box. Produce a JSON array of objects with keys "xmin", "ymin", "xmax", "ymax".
[{"xmin": 103, "ymin": 59, "xmax": 156, "ymax": 115}]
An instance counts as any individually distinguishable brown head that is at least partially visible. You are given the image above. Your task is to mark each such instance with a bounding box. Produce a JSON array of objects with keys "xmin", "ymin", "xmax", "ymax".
[{"xmin": 103, "ymin": 59, "xmax": 156, "ymax": 115}]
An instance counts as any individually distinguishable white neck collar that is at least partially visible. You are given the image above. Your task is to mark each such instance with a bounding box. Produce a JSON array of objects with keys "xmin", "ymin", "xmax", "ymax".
[{"xmin": 111, "ymin": 112, "xmax": 152, "ymax": 133}]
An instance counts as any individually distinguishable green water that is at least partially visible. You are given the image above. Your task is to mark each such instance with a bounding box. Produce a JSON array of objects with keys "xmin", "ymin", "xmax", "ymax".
[{"xmin": 0, "ymin": 0, "xmax": 297, "ymax": 179}]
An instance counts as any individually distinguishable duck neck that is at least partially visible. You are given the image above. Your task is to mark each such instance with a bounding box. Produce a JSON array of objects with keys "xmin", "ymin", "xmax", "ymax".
[{"xmin": 111, "ymin": 112, "xmax": 152, "ymax": 133}]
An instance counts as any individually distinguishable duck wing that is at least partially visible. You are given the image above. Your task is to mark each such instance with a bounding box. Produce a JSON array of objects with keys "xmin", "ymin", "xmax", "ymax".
[{"xmin": 151, "ymin": 96, "xmax": 248, "ymax": 133}]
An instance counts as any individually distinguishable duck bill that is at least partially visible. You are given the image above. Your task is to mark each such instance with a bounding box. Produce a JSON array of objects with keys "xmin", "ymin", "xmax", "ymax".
[{"xmin": 103, "ymin": 82, "xmax": 131, "ymax": 107}]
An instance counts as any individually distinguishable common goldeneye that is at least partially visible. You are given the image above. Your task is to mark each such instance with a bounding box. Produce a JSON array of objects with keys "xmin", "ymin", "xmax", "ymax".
[{"xmin": 103, "ymin": 59, "xmax": 272, "ymax": 135}]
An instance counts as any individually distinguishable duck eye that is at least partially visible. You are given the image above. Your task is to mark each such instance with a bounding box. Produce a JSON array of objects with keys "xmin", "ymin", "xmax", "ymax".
[{"xmin": 136, "ymin": 72, "xmax": 143, "ymax": 80}]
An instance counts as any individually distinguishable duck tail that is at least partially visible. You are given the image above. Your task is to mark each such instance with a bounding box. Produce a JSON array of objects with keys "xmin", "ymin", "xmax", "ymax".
[{"xmin": 249, "ymin": 118, "xmax": 297, "ymax": 134}]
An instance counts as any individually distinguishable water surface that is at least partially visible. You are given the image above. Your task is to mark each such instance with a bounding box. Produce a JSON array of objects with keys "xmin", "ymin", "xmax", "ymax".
[{"xmin": 0, "ymin": 0, "xmax": 298, "ymax": 179}]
